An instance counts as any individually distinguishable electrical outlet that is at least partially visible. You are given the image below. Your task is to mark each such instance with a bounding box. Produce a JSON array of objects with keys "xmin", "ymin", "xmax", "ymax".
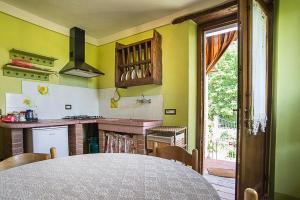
[
  {"xmin": 165, "ymin": 109, "xmax": 176, "ymax": 115},
  {"xmin": 65, "ymin": 105, "xmax": 72, "ymax": 110}
]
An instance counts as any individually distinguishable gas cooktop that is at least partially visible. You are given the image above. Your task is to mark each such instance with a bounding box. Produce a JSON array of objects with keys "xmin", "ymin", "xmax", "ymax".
[{"xmin": 63, "ymin": 115, "xmax": 104, "ymax": 120}]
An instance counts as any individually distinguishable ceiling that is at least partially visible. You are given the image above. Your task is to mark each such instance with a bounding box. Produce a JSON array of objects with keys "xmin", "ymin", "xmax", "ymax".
[{"xmin": 0, "ymin": 0, "xmax": 206, "ymax": 40}]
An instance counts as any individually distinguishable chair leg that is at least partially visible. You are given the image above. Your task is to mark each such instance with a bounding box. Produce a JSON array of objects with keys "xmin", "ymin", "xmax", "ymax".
[
  {"xmin": 50, "ymin": 147, "xmax": 57, "ymax": 159},
  {"xmin": 153, "ymin": 142, "xmax": 158, "ymax": 156}
]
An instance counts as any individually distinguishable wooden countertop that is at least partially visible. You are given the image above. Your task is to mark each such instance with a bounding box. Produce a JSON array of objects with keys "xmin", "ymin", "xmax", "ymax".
[
  {"xmin": 0, "ymin": 119, "xmax": 99, "ymax": 129},
  {"xmin": 98, "ymin": 119, "xmax": 162, "ymax": 127},
  {"xmin": 0, "ymin": 118, "xmax": 163, "ymax": 129}
]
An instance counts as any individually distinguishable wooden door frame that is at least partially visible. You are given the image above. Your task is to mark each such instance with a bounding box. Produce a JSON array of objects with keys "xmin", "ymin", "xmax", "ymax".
[
  {"xmin": 180, "ymin": 0, "xmax": 274, "ymax": 199},
  {"xmin": 195, "ymin": 3, "xmax": 238, "ymax": 174},
  {"xmin": 196, "ymin": 1, "xmax": 273, "ymax": 200},
  {"xmin": 174, "ymin": 0, "xmax": 239, "ymax": 175}
]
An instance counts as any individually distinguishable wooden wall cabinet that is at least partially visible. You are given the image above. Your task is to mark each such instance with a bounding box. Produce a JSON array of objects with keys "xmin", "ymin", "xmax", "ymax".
[{"xmin": 115, "ymin": 30, "xmax": 162, "ymax": 88}]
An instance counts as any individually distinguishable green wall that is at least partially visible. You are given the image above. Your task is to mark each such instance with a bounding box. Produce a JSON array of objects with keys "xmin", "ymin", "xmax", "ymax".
[
  {"xmin": 0, "ymin": 12, "xmax": 197, "ymax": 151},
  {"xmin": 2, "ymin": 1, "xmax": 300, "ymax": 198},
  {"xmin": 188, "ymin": 22, "xmax": 197, "ymax": 151},
  {"xmin": 0, "ymin": 12, "xmax": 100, "ymax": 114},
  {"xmin": 274, "ymin": 0, "xmax": 300, "ymax": 199},
  {"xmin": 98, "ymin": 20, "xmax": 197, "ymax": 150},
  {"xmin": 0, "ymin": 12, "xmax": 100, "ymax": 159}
]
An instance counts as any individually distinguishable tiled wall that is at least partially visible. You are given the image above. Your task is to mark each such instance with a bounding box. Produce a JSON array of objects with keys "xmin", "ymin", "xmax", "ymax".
[
  {"xmin": 98, "ymin": 88, "xmax": 163, "ymax": 120},
  {"xmin": 6, "ymin": 81, "xmax": 99, "ymax": 119},
  {"xmin": 5, "ymin": 82, "xmax": 163, "ymax": 120}
]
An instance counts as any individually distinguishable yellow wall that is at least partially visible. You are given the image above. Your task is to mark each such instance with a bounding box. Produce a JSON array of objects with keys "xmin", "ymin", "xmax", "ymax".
[
  {"xmin": 0, "ymin": 12, "xmax": 100, "ymax": 114},
  {"xmin": 0, "ymin": 12, "xmax": 100, "ymax": 159},
  {"xmin": 273, "ymin": 0, "xmax": 300, "ymax": 199},
  {"xmin": 0, "ymin": 12, "xmax": 198, "ymax": 152},
  {"xmin": 98, "ymin": 21, "xmax": 197, "ymax": 150}
]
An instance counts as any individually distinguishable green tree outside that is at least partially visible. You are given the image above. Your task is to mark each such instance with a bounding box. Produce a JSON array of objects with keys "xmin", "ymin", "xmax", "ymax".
[{"xmin": 208, "ymin": 41, "xmax": 238, "ymax": 124}]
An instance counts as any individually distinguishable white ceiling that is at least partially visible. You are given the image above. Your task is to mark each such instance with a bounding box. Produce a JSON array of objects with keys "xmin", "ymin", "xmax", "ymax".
[
  {"xmin": 0, "ymin": 0, "xmax": 204, "ymax": 37},
  {"xmin": 0, "ymin": 0, "xmax": 228, "ymax": 44}
]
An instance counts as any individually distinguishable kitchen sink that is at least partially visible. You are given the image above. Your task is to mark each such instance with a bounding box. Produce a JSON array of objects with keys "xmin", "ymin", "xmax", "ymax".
[
  {"xmin": 100, "ymin": 118, "xmax": 161, "ymax": 125},
  {"xmin": 98, "ymin": 118, "xmax": 162, "ymax": 134}
]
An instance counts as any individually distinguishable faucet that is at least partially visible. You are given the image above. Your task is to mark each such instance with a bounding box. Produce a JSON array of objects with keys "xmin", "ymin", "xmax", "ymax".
[{"xmin": 136, "ymin": 94, "xmax": 151, "ymax": 104}]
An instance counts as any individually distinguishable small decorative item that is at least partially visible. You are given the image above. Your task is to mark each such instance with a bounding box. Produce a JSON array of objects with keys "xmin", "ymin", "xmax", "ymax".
[
  {"xmin": 110, "ymin": 88, "xmax": 121, "ymax": 108},
  {"xmin": 89, "ymin": 137, "xmax": 99, "ymax": 153},
  {"xmin": 37, "ymin": 85, "xmax": 49, "ymax": 95},
  {"xmin": 110, "ymin": 98, "xmax": 118, "ymax": 108},
  {"xmin": 23, "ymin": 98, "xmax": 32, "ymax": 107},
  {"xmin": 19, "ymin": 111, "xmax": 26, "ymax": 122}
]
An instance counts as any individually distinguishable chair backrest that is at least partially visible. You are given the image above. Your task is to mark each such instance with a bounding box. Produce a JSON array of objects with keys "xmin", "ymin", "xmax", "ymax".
[
  {"xmin": 50, "ymin": 147, "xmax": 57, "ymax": 159},
  {"xmin": 154, "ymin": 143, "xmax": 198, "ymax": 171},
  {"xmin": 244, "ymin": 188, "xmax": 258, "ymax": 200},
  {"xmin": 0, "ymin": 147, "xmax": 57, "ymax": 171}
]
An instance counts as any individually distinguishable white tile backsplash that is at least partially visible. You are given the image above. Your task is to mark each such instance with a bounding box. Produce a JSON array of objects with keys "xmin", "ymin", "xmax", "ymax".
[
  {"xmin": 5, "ymin": 81, "xmax": 99, "ymax": 119},
  {"xmin": 6, "ymin": 93, "xmax": 27, "ymax": 113},
  {"xmin": 5, "ymin": 82, "xmax": 163, "ymax": 120},
  {"xmin": 98, "ymin": 88, "xmax": 163, "ymax": 120}
]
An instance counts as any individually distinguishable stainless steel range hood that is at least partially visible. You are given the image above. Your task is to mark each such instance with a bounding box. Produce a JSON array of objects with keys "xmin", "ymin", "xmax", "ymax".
[{"xmin": 60, "ymin": 27, "xmax": 104, "ymax": 78}]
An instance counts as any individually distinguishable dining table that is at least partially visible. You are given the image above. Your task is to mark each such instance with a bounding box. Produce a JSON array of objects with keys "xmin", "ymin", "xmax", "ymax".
[{"xmin": 0, "ymin": 153, "xmax": 220, "ymax": 200}]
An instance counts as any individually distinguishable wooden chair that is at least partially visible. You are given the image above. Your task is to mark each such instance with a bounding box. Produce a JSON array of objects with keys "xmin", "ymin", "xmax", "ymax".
[
  {"xmin": 0, "ymin": 147, "xmax": 57, "ymax": 171},
  {"xmin": 244, "ymin": 188, "xmax": 258, "ymax": 200},
  {"xmin": 154, "ymin": 142, "xmax": 199, "ymax": 172}
]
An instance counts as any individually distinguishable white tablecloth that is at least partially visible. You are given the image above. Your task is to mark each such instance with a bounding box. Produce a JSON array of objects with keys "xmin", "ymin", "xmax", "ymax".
[{"xmin": 0, "ymin": 154, "xmax": 220, "ymax": 200}]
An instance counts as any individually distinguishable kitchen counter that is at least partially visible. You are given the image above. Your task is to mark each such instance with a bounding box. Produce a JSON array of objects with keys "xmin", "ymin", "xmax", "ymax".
[
  {"xmin": 0, "ymin": 119, "xmax": 99, "ymax": 129},
  {"xmin": 98, "ymin": 118, "xmax": 163, "ymax": 154},
  {"xmin": 0, "ymin": 118, "xmax": 163, "ymax": 159},
  {"xmin": 0, "ymin": 118, "xmax": 162, "ymax": 129},
  {"xmin": 98, "ymin": 118, "xmax": 162, "ymax": 127},
  {"xmin": 0, "ymin": 118, "xmax": 102, "ymax": 159}
]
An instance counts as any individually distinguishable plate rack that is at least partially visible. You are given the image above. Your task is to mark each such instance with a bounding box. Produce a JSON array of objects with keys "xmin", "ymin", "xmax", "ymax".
[{"xmin": 115, "ymin": 30, "xmax": 162, "ymax": 88}]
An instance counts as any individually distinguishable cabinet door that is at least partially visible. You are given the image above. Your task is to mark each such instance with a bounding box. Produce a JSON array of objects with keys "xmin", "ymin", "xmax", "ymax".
[{"xmin": 33, "ymin": 126, "xmax": 69, "ymax": 157}]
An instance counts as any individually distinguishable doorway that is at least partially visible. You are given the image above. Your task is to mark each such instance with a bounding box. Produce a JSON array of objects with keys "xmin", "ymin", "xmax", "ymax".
[
  {"xmin": 192, "ymin": 1, "xmax": 273, "ymax": 199},
  {"xmin": 201, "ymin": 24, "xmax": 238, "ymax": 200}
]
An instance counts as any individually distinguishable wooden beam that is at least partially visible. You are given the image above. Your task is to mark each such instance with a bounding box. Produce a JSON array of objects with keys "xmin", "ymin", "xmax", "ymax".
[
  {"xmin": 262, "ymin": 0, "xmax": 274, "ymax": 4},
  {"xmin": 201, "ymin": 13, "xmax": 238, "ymax": 31},
  {"xmin": 172, "ymin": 0, "xmax": 237, "ymax": 25}
]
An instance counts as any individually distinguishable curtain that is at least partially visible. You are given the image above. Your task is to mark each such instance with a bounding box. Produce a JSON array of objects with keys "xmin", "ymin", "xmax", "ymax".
[
  {"xmin": 105, "ymin": 133, "xmax": 134, "ymax": 153},
  {"xmin": 206, "ymin": 30, "xmax": 238, "ymax": 73},
  {"xmin": 250, "ymin": 0, "xmax": 268, "ymax": 135}
]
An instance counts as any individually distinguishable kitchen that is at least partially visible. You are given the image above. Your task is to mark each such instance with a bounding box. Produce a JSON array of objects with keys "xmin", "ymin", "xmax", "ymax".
[
  {"xmin": 0, "ymin": 1, "xmax": 197, "ymax": 196},
  {"xmin": 0, "ymin": 0, "xmax": 196, "ymax": 162},
  {"xmin": 0, "ymin": 28, "xmax": 167, "ymax": 158},
  {"xmin": 0, "ymin": 0, "xmax": 289, "ymax": 200}
]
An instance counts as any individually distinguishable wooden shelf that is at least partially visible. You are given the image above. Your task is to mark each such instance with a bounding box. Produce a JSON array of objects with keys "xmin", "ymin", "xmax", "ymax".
[
  {"xmin": 118, "ymin": 59, "xmax": 151, "ymax": 68},
  {"xmin": 9, "ymin": 49, "xmax": 57, "ymax": 67},
  {"xmin": 115, "ymin": 30, "xmax": 162, "ymax": 88},
  {"xmin": 116, "ymin": 77, "xmax": 154, "ymax": 88},
  {"xmin": 3, "ymin": 64, "xmax": 56, "ymax": 81}
]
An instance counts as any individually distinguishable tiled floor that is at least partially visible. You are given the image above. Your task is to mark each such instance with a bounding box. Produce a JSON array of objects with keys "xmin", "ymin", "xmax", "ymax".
[{"xmin": 203, "ymin": 159, "xmax": 236, "ymax": 200}]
